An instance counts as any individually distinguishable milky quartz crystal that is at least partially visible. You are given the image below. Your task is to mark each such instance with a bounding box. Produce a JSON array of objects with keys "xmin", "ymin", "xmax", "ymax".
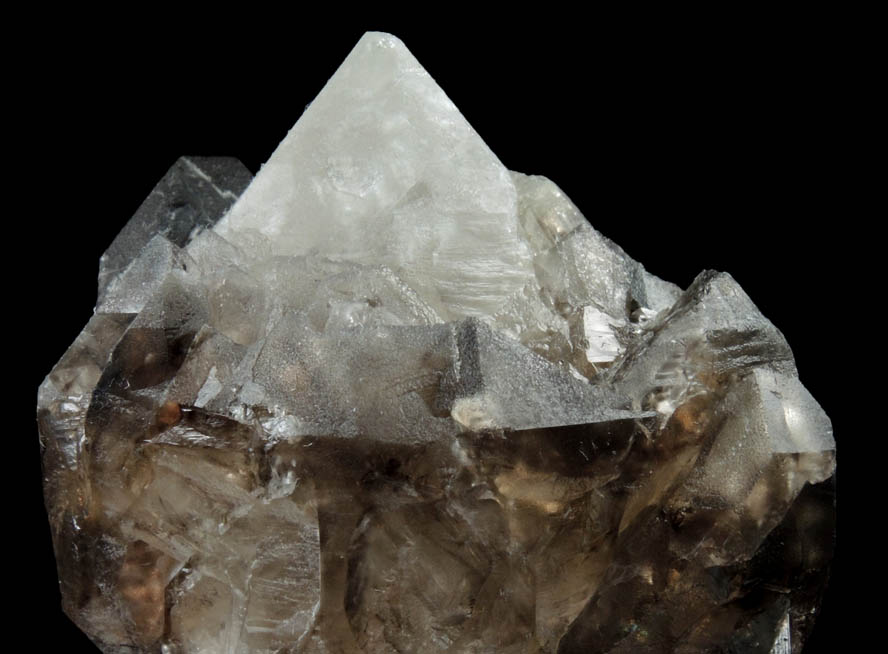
[{"xmin": 37, "ymin": 33, "xmax": 835, "ymax": 653}]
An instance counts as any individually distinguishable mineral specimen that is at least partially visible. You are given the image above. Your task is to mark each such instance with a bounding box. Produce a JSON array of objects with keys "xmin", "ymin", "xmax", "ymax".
[{"xmin": 37, "ymin": 32, "xmax": 835, "ymax": 654}]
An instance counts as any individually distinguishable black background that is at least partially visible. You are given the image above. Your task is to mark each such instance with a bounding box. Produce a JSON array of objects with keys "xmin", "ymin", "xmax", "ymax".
[{"xmin": 18, "ymin": 12, "xmax": 849, "ymax": 653}]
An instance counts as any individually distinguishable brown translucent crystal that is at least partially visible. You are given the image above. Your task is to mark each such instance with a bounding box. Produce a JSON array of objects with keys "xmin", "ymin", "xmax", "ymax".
[{"xmin": 37, "ymin": 33, "xmax": 834, "ymax": 653}]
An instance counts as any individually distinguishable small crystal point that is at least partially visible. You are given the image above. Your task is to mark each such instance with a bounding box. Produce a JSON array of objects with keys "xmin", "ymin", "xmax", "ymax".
[
  {"xmin": 37, "ymin": 31, "xmax": 834, "ymax": 653},
  {"xmin": 99, "ymin": 156, "xmax": 252, "ymax": 304}
]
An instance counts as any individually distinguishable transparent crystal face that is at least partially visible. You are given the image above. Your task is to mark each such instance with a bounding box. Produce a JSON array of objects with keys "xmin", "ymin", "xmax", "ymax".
[{"xmin": 37, "ymin": 32, "xmax": 834, "ymax": 654}]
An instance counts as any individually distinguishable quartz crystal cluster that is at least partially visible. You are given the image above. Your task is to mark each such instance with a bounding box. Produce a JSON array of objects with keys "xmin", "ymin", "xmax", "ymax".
[{"xmin": 38, "ymin": 33, "xmax": 835, "ymax": 654}]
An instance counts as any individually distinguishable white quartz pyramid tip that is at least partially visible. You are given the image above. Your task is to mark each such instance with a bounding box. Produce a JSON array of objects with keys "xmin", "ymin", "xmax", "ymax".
[
  {"xmin": 215, "ymin": 31, "xmax": 535, "ymax": 320},
  {"xmin": 36, "ymin": 31, "xmax": 834, "ymax": 654}
]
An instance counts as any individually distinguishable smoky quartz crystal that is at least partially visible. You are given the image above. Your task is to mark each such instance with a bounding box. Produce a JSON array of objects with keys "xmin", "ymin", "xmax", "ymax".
[{"xmin": 37, "ymin": 32, "xmax": 835, "ymax": 653}]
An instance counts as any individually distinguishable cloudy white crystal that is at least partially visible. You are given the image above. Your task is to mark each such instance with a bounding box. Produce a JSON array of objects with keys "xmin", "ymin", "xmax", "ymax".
[{"xmin": 214, "ymin": 32, "xmax": 535, "ymax": 321}]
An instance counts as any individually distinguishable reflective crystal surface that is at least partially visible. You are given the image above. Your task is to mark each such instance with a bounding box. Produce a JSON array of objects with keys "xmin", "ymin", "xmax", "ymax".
[{"xmin": 37, "ymin": 32, "xmax": 835, "ymax": 653}]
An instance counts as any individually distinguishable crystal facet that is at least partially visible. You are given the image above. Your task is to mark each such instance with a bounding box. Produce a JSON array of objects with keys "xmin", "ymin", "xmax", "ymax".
[{"xmin": 38, "ymin": 32, "xmax": 835, "ymax": 653}]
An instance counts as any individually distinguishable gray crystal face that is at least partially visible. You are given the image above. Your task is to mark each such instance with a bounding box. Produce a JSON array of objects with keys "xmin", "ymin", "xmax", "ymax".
[
  {"xmin": 97, "ymin": 156, "xmax": 252, "ymax": 313},
  {"xmin": 37, "ymin": 32, "xmax": 834, "ymax": 653}
]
